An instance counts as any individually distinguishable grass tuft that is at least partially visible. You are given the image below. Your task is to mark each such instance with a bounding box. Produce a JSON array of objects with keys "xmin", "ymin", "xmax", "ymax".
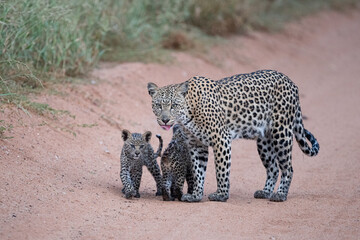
[{"xmin": 0, "ymin": 120, "xmax": 14, "ymax": 139}]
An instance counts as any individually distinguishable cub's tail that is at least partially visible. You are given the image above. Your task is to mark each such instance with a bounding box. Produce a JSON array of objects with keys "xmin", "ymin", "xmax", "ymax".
[
  {"xmin": 154, "ymin": 134, "xmax": 163, "ymax": 158},
  {"xmin": 294, "ymin": 106, "xmax": 319, "ymax": 157}
]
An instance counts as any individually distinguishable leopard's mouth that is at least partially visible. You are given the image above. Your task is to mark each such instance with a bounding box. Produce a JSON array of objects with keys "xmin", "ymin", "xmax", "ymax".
[{"xmin": 160, "ymin": 125, "xmax": 173, "ymax": 131}]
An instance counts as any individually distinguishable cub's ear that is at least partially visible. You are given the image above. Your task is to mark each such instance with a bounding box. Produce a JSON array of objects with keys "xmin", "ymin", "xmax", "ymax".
[
  {"xmin": 122, "ymin": 129, "xmax": 131, "ymax": 141},
  {"xmin": 177, "ymin": 81, "xmax": 189, "ymax": 97},
  {"xmin": 147, "ymin": 82, "xmax": 158, "ymax": 97},
  {"xmin": 143, "ymin": 131, "xmax": 152, "ymax": 142}
]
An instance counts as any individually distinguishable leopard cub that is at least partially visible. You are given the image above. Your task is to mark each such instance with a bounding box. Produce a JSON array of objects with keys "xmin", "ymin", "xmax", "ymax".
[
  {"xmin": 161, "ymin": 124, "xmax": 194, "ymax": 201},
  {"xmin": 120, "ymin": 129, "xmax": 163, "ymax": 199}
]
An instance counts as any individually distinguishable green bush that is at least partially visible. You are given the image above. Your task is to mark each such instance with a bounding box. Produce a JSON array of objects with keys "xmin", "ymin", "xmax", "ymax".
[
  {"xmin": 0, "ymin": 0, "xmax": 192, "ymax": 78},
  {"xmin": 0, "ymin": 0, "xmax": 192, "ymax": 107}
]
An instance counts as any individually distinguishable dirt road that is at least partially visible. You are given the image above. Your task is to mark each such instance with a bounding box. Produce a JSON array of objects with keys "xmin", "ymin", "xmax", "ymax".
[{"xmin": 1, "ymin": 10, "xmax": 360, "ymax": 240}]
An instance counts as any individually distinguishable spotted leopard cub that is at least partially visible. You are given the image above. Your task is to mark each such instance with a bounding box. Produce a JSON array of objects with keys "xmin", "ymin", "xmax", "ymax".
[
  {"xmin": 161, "ymin": 124, "xmax": 194, "ymax": 201},
  {"xmin": 120, "ymin": 129, "xmax": 163, "ymax": 199}
]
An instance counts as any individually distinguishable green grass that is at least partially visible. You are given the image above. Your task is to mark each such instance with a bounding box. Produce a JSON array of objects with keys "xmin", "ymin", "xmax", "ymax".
[
  {"xmin": 1, "ymin": 0, "xmax": 359, "ymax": 114},
  {"xmin": 0, "ymin": 119, "xmax": 14, "ymax": 139},
  {"xmin": 0, "ymin": 0, "xmax": 192, "ymax": 112}
]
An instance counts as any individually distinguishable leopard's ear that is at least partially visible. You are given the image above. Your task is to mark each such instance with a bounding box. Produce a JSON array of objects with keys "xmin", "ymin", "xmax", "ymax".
[
  {"xmin": 122, "ymin": 129, "xmax": 131, "ymax": 141},
  {"xmin": 143, "ymin": 131, "xmax": 152, "ymax": 142},
  {"xmin": 177, "ymin": 81, "xmax": 189, "ymax": 97},
  {"xmin": 147, "ymin": 82, "xmax": 158, "ymax": 97}
]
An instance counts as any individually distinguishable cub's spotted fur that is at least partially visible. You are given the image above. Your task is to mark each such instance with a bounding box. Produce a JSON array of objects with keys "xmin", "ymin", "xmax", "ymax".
[
  {"xmin": 161, "ymin": 124, "xmax": 194, "ymax": 201},
  {"xmin": 148, "ymin": 70, "xmax": 319, "ymax": 202},
  {"xmin": 120, "ymin": 129, "xmax": 163, "ymax": 199}
]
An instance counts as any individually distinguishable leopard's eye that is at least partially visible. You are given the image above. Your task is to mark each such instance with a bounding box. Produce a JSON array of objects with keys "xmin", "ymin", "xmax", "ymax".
[
  {"xmin": 130, "ymin": 144, "xmax": 135, "ymax": 149},
  {"xmin": 155, "ymin": 103, "xmax": 162, "ymax": 109},
  {"xmin": 139, "ymin": 145, "xmax": 144, "ymax": 149},
  {"xmin": 171, "ymin": 103, "xmax": 178, "ymax": 109}
]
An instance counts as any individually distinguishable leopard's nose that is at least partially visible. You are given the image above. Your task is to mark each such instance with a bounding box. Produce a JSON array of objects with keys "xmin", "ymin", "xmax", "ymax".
[{"xmin": 162, "ymin": 118, "xmax": 170, "ymax": 124}]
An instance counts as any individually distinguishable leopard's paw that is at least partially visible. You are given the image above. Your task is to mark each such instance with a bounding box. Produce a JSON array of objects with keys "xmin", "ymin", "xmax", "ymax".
[
  {"xmin": 208, "ymin": 192, "xmax": 229, "ymax": 202},
  {"xmin": 254, "ymin": 190, "xmax": 271, "ymax": 199},
  {"xmin": 181, "ymin": 193, "xmax": 202, "ymax": 202},
  {"xmin": 269, "ymin": 192, "xmax": 287, "ymax": 202}
]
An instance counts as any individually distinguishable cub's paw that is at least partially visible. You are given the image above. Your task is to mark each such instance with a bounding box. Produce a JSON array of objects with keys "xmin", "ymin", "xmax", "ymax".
[
  {"xmin": 254, "ymin": 190, "xmax": 271, "ymax": 199},
  {"xmin": 124, "ymin": 189, "xmax": 137, "ymax": 199},
  {"xmin": 181, "ymin": 193, "xmax": 202, "ymax": 202},
  {"xmin": 208, "ymin": 192, "xmax": 228, "ymax": 202},
  {"xmin": 173, "ymin": 189, "xmax": 183, "ymax": 201},
  {"xmin": 269, "ymin": 192, "xmax": 287, "ymax": 202},
  {"xmin": 155, "ymin": 189, "xmax": 162, "ymax": 196},
  {"xmin": 162, "ymin": 195, "xmax": 175, "ymax": 201}
]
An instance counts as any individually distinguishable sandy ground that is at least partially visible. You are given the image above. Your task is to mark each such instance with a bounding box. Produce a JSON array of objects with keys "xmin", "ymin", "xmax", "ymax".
[{"xmin": 1, "ymin": 9, "xmax": 360, "ymax": 240}]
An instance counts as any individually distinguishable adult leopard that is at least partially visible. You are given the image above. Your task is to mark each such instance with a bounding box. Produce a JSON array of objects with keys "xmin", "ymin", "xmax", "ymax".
[{"xmin": 147, "ymin": 70, "xmax": 319, "ymax": 202}]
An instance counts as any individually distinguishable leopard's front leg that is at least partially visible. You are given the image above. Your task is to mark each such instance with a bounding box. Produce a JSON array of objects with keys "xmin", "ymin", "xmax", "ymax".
[
  {"xmin": 120, "ymin": 167, "xmax": 137, "ymax": 199},
  {"xmin": 145, "ymin": 155, "xmax": 163, "ymax": 196},
  {"xmin": 208, "ymin": 138, "xmax": 231, "ymax": 202},
  {"xmin": 162, "ymin": 174, "xmax": 174, "ymax": 201},
  {"xmin": 181, "ymin": 142, "xmax": 208, "ymax": 202}
]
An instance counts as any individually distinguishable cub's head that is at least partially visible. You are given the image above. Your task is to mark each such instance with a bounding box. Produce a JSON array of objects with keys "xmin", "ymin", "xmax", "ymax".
[
  {"xmin": 172, "ymin": 124, "xmax": 187, "ymax": 142},
  {"xmin": 147, "ymin": 82, "xmax": 188, "ymax": 131},
  {"xmin": 122, "ymin": 129, "xmax": 152, "ymax": 160}
]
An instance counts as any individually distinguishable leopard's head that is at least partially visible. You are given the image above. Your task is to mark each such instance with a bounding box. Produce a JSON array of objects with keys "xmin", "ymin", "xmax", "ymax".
[
  {"xmin": 122, "ymin": 129, "xmax": 151, "ymax": 160},
  {"xmin": 147, "ymin": 82, "xmax": 188, "ymax": 131}
]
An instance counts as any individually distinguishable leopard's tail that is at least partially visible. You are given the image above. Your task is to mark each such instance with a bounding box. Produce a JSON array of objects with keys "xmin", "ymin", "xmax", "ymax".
[
  {"xmin": 294, "ymin": 105, "xmax": 320, "ymax": 157},
  {"xmin": 154, "ymin": 134, "xmax": 163, "ymax": 158}
]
